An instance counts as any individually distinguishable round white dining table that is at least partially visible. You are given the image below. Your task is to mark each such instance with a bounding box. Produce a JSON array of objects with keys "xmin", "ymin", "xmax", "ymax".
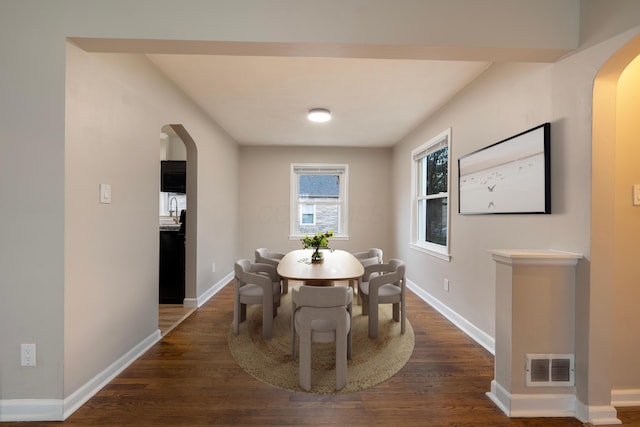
[{"xmin": 276, "ymin": 249, "xmax": 364, "ymax": 286}]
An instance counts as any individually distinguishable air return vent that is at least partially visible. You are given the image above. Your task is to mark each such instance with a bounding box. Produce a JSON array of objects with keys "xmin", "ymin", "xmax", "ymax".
[{"xmin": 526, "ymin": 353, "xmax": 574, "ymax": 387}]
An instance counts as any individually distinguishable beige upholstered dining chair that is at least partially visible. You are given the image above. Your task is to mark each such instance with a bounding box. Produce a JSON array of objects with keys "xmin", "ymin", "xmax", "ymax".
[
  {"xmin": 352, "ymin": 248, "xmax": 383, "ymax": 264},
  {"xmin": 291, "ymin": 285, "xmax": 353, "ymax": 391},
  {"xmin": 233, "ymin": 259, "xmax": 282, "ymax": 340},
  {"xmin": 255, "ymin": 247, "xmax": 289, "ymax": 294},
  {"xmin": 349, "ymin": 248, "xmax": 383, "ymax": 303},
  {"xmin": 358, "ymin": 259, "xmax": 406, "ymax": 339}
]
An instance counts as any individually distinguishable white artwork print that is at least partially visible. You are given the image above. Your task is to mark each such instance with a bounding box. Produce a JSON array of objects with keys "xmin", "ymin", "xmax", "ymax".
[{"xmin": 459, "ymin": 125, "xmax": 549, "ymax": 214}]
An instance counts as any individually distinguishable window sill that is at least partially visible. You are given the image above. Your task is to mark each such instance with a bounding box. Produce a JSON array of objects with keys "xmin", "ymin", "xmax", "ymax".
[
  {"xmin": 289, "ymin": 235, "xmax": 349, "ymax": 241},
  {"xmin": 409, "ymin": 243, "xmax": 451, "ymax": 262}
]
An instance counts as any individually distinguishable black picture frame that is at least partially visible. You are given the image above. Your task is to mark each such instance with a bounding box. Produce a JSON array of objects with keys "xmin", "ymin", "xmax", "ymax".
[{"xmin": 458, "ymin": 123, "xmax": 550, "ymax": 215}]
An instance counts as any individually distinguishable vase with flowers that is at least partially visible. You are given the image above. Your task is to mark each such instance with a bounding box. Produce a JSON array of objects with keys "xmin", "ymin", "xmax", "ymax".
[{"xmin": 301, "ymin": 230, "xmax": 333, "ymax": 263}]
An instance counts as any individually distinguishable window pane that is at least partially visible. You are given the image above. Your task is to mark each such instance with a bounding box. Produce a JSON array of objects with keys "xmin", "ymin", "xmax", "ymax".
[
  {"xmin": 425, "ymin": 147, "xmax": 448, "ymax": 195},
  {"xmin": 292, "ymin": 164, "xmax": 347, "ymax": 238},
  {"xmin": 297, "ymin": 204, "xmax": 339, "ymax": 235},
  {"xmin": 412, "ymin": 129, "xmax": 450, "ymax": 257},
  {"xmin": 417, "ymin": 199, "xmax": 426, "ymax": 240},
  {"xmin": 301, "ymin": 204, "xmax": 314, "ymax": 225},
  {"xmin": 423, "ymin": 198, "xmax": 447, "ymax": 246},
  {"xmin": 299, "ymin": 174, "xmax": 340, "ymax": 198}
]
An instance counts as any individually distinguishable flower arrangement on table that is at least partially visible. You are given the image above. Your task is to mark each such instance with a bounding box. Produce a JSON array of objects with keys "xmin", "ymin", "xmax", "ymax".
[{"xmin": 301, "ymin": 230, "xmax": 333, "ymax": 263}]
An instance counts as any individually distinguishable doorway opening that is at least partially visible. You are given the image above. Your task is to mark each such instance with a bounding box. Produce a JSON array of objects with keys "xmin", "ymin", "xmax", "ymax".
[
  {"xmin": 590, "ymin": 33, "xmax": 640, "ymax": 409},
  {"xmin": 158, "ymin": 124, "xmax": 198, "ymax": 335}
]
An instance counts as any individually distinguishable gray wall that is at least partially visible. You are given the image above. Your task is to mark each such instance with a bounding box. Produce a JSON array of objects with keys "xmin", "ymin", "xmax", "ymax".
[{"xmin": 238, "ymin": 146, "xmax": 393, "ymax": 259}]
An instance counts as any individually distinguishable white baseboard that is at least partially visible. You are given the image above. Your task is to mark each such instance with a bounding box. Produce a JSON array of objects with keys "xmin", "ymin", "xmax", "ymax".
[
  {"xmin": 184, "ymin": 271, "xmax": 233, "ymax": 308},
  {"xmin": 575, "ymin": 400, "xmax": 622, "ymax": 425},
  {"xmin": 0, "ymin": 330, "xmax": 161, "ymax": 422},
  {"xmin": 406, "ymin": 279, "xmax": 495, "ymax": 354},
  {"xmin": 63, "ymin": 329, "xmax": 161, "ymax": 419},
  {"xmin": 0, "ymin": 399, "xmax": 64, "ymax": 422},
  {"xmin": 611, "ymin": 388, "xmax": 640, "ymax": 407},
  {"xmin": 409, "ymin": 281, "xmax": 625, "ymax": 425},
  {"xmin": 4, "ymin": 273, "xmax": 233, "ymax": 422},
  {"xmin": 487, "ymin": 380, "xmax": 576, "ymax": 418},
  {"xmin": 488, "ymin": 379, "xmax": 623, "ymax": 425}
]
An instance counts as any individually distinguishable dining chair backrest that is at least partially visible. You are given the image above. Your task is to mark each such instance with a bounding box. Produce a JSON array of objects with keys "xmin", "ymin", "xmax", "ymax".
[
  {"xmin": 233, "ymin": 259, "xmax": 281, "ymax": 339},
  {"xmin": 353, "ymin": 248, "xmax": 383, "ymax": 264},
  {"xmin": 255, "ymin": 248, "xmax": 289, "ymax": 294},
  {"xmin": 292, "ymin": 285, "xmax": 353, "ymax": 391},
  {"xmin": 359, "ymin": 259, "xmax": 406, "ymax": 339}
]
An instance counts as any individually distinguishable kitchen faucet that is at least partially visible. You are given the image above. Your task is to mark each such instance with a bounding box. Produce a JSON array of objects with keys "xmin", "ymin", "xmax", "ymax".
[{"xmin": 169, "ymin": 197, "xmax": 178, "ymax": 221}]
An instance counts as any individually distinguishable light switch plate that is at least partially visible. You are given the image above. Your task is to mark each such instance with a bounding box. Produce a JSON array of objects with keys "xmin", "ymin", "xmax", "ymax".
[
  {"xmin": 100, "ymin": 184, "xmax": 112, "ymax": 204},
  {"xmin": 633, "ymin": 184, "xmax": 640, "ymax": 206}
]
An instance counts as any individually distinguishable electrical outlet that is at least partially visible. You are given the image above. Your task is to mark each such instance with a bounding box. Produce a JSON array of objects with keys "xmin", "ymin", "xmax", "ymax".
[
  {"xmin": 21, "ymin": 343, "xmax": 36, "ymax": 367},
  {"xmin": 212, "ymin": 262, "xmax": 216, "ymax": 273},
  {"xmin": 444, "ymin": 278, "xmax": 450, "ymax": 292}
]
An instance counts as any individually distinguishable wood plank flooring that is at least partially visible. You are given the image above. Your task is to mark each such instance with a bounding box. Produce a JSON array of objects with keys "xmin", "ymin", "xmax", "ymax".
[
  {"xmin": 7, "ymin": 282, "xmax": 640, "ymax": 426},
  {"xmin": 158, "ymin": 304, "xmax": 196, "ymax": 337}
]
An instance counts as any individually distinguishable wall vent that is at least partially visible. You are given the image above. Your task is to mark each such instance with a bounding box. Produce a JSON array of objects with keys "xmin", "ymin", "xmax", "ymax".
[{"xmin": 526, "ymin": 353, "xmax": 574, "ymax": 387}]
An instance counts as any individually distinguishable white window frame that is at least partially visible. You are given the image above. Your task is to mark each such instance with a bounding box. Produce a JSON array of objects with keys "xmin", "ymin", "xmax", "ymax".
[
  {"xmin": 290, "ymin": 163, "xmax": 348, "ymax": 240},
  {"xmin": 410, "ymin": 128, "xmax": 451, "ymax": 261}
]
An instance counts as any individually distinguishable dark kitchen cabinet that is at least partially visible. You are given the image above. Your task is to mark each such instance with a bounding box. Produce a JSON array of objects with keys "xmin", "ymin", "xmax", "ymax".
[
  {"xmin": 159, "ymin": 230, "xmax": 185, "ymax": 304},
  {"xmin": 160, "ymin": 160, "xmax": 186, "ymax": 193}
]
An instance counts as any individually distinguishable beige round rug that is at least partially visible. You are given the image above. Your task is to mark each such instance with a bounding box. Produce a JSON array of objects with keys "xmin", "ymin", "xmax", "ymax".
[{"xmin": 228, "ymin": 285, "xmax": 414, "ymax": 394}]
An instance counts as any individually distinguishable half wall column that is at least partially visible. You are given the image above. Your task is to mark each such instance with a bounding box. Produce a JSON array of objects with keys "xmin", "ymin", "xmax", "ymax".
[{"xmin": 487, "ymin": 249, "xmax": 583, "ymax": 419}]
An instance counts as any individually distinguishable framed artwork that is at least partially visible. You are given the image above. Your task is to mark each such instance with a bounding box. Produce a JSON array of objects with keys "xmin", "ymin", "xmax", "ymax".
[{"xmin": 458, "ymin": 123, "xmax": 550, "ymax": 214}]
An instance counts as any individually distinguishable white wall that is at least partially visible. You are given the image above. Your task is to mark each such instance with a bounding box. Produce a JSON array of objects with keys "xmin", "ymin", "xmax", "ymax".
[
  {"xmin": 392, "ymin": 22, "xmax": 640, "ymax": 413},
  {"xmin": 64, "ymin": 45, "xmax": 239, "ymax": 396},
  {"xmin": 393, "ymin": 62, "xmax": 555, "ymax": 337},
  {"xmin": 238, "ymin": 146, "xmax": 393, "ymax": 259}
]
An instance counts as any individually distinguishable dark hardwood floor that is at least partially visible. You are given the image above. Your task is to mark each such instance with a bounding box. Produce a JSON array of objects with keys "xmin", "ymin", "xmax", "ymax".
[
  {"xmin": 158, "ymin": 304, "xmax": 196, "ymax": 337},
  {"xmin": 8, "ymin": 282, "xmax": 640, "ymax": 426}
]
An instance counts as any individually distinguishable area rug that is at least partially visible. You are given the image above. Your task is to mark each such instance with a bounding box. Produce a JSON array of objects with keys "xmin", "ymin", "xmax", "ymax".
[{"xmin": 228, "ymin": 284, "xmax": 414, "ymax": 394}]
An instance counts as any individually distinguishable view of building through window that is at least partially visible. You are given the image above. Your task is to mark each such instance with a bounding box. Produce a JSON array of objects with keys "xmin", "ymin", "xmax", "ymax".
[{"xmin": 291, "ymin": 164, "xmax": 348, "ymax": 237}]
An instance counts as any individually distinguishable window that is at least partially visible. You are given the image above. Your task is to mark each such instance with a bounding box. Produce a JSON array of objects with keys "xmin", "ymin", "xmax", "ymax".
[
  {"xmin": 300, "ymin": 204, "xmax": 316, "ymax": 225},
  {"xmin": 411, "ymin": 129, "xmax": 451, "ymax": 260},
  {"xmin": 291, "ymin": 164, "xmax": 348, "ymax": 238}
]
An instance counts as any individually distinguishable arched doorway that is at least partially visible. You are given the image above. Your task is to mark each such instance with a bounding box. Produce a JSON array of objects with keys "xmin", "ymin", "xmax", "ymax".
[
  {"xmin": 591, "ymin": 34, "xmax": 640, "ymax": 411},
  {"xmin": 158, "ymin": 124, "xmax": 198, "ymax": 335}
]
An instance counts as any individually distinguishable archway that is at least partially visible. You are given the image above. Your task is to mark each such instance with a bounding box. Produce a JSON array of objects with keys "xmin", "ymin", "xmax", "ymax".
[
  {"xmin": 591, "ymin": 33, "xmax": 640, "ymax": 412},
  {"xmin": 158, "ymin": 124, "xmax": 198, "ymax": 333}
]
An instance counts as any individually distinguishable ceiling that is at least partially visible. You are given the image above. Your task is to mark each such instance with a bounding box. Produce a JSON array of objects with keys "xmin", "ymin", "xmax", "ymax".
[{"xmin": 148, "ymin": 54, "xmax": 491, "ymax": 148}]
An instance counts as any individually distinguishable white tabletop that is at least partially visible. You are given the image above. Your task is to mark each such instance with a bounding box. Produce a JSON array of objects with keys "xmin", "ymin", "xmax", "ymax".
[{"xmin": 277, "ymin": 249, "xmax": 365, "ymax": 282}]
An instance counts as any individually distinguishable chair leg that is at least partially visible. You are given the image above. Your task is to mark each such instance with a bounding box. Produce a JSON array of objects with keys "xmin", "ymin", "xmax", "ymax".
[
  {"xmin": 233, "ymin": 301, "xmax": 240, "ymax": 335},
  {"xmin": 335, "ymin": 329, "xmax": 347, "ymax": 391},
  {"xmin": 282, "ymin": 278, "xmax": 289, "ymax": 294},
  {"xmin": 262, "ymin": 298, "xmax": 273, "ymax": 340},
  {"xmin": 292, "ymin": 329, "xmax": 297, "ymax": 358},
  {"xmin": 401, "ymin": 295, "xmax": 406, "ymax": 335},
  {"xmin": 361, "ymin": 294, "xmax": 369, "ymax": 315},
  {"xmin": 393, "ymin": 302, "xmax": 400, "ymax": 322},
  {"xmin": 348, "ymin": 279, "xmax": 360, "ymax": 305},
  {"xmin": 368, "ymin": 307, "xmax": 379, "ymax": 339},
  {"xmin": 299, "ymin": 329, "xmax": 312, "ymax": 391},
  {"xmin": 233, "ymin": 298, "xmax": 245, "ymax": 336}
]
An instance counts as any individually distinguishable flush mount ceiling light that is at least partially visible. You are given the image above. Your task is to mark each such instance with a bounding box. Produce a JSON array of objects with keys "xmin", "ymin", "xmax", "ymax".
[{"xmin": 307, "ymin": 108, "xmax": 332, "ymax": 123}]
